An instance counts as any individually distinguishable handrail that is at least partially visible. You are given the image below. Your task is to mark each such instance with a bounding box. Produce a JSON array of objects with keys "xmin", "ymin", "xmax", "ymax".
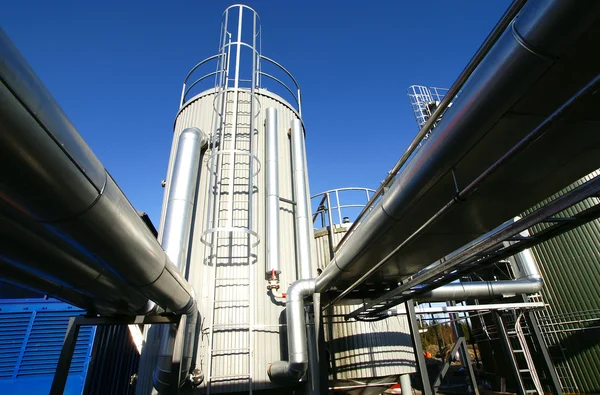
[
  {"xmin": 311, "ymin": 187, "xmax": 376, "ymax": 227},
  {"xmin": 333, "ymin": 0, "xmax": 527, "ymax": 253},
  {"xmin": 259, "ymin": 72, "xmax": 299, "ymax": 107}
]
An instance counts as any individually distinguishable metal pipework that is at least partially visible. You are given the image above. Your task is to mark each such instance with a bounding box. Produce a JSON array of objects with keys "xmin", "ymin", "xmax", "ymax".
[
  {"xmin": 291, "ymin": 119, "xmax": 313, "ymax": 280},
  {"xmin": 266, "ymin": 108, "xmax": 281, "ymax": 275},
  {"xmin": 418, "ymin": 227, "xmax": 543, "ymax": 301},
  {"xmin": 316, "ymin": 0, "xmax": 600, "ymax": 297},
  {"xmin": 268, "ymin": 279, "xmax": 315, "ymax": 382},
  {"xmin": 0, "ymin": 28, "xmax": 195, "ymax": 316},
  {"xmin": 333, "ymin": 0, "xmax": 527, "ymax": 253},
  {"xmin": 154, "ymin": 128, "xmax": 208, "ymax": 392}
]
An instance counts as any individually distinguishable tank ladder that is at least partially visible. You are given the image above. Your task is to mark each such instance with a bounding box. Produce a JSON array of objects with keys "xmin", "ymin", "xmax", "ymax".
[{"xmin": 203, "ymin": 84, "xmax": 260, "ymax": 394}]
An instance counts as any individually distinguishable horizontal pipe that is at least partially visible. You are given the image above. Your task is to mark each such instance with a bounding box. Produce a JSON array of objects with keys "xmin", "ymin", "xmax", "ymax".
[
  {"xmin": 316, "ymin": 0, "xmax": 600, "ymax": 297},
  {"xmin": 0, "ymin": 28, "xmax": 195, "ymax": 315},
  {"xmin": 268, "ymin": 279, "xmax": 315, "ymax": 382}
]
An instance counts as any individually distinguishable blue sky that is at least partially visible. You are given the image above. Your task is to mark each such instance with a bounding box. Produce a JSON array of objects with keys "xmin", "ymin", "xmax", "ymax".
[{"xmin": 3, "ymin": 1, "xmax": 510, "ymax": 224}]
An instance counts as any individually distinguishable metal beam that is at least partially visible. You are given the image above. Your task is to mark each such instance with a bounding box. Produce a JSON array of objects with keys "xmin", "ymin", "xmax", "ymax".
[{"xmin": 406, "ymin": 301, "xmax": 432, "ymax": 395}]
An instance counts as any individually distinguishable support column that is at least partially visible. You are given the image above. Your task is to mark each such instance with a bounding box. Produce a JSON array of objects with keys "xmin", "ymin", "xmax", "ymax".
[
  {"xmin": 406, "ymin": 300, "xmax": 432, "ymax": 395},
  {"xmin": 400, "ymin": 373, "xmax": 412, "ymax": 395}
]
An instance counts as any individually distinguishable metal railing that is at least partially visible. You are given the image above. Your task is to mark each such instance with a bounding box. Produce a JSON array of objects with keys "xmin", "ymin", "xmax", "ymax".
[
  {"xmin": 179, "ymin": 22, "xmax": 302, "ymax": 115},
  {"xmin": 311, "ymin": 187, "xmax": 376, "ymax": 229}
]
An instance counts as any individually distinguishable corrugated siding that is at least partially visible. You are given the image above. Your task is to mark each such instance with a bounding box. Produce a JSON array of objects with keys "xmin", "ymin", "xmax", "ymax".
[
  {"xmin": 136, "ymin": 88, "xmax": 312, "ymax": 393},
  {"xmin": 526, "ymin": 170, "xmax": 600, "ymax": 393},
  {"xmin": 0, "ymin": 299, "xmax": 94, "ymax": 394},
  {"xmin": 314, "ymin": 227, "xmax": 417, "ymax": 381},
  {"xmin": 84, "ymin": 325, "xmax": 140, "ymax": 395}
]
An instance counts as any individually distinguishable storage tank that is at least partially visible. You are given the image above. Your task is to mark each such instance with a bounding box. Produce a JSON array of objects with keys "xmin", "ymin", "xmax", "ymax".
[
  {"xmin": 311, "ymin": 188, "xmax": 417, "ymax": 393},
  {"xmin": 138, "ymin": 5, "xmax": 317, "ymax": 393}
]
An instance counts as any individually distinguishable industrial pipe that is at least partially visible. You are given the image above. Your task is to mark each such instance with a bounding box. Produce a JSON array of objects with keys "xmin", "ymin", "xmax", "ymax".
[
  {"xmin": 266, "ymin": 108, "xmax": 281, "ymax": 275},
  {"xmin": 291, "ymin": 119, "xmax": 314, "ymax": 280},
  {"xmin": 334, "ymin": 0, "xmax": 527, "ymax": 253},
  {"xmin": 417, "ymin": 247, "xmax": 542, "ymax": 302},
  {"xmin": 268, "ymin": 279, "xmax": 316, "ymax": 382},
  {"xmin": 268, "ymin": 119, "xmax": 318, "ymax": 384},
  {"xmin": 154, "ymin": 128, "xmax": 208, "ymax": 392},
  {"xmin": 316, "ymin": 0, "xmax": 600, "ymax": 296},
  {"xmin": 0, "ymin": 29, "xmax": 195, "ymax": 316}
]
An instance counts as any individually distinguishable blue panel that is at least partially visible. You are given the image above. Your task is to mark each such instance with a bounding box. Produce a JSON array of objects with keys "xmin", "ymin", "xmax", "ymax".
[{"xmin": 0, "ymin": 299, "xmax": 95, "ymax": 395}]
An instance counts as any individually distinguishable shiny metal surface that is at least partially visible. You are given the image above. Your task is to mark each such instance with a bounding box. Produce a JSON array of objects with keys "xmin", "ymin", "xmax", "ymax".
[
  {"xmin": 136, "ymin": 89, "xmax": 306, "ymax": 392},
  {"xmin": 418, "ymin": 230, "xmax": 543, "ymax": 301},
  {"xmin": 318, "ymin": 0, "xmax": 600, "ymax": 293},
  {"xmin": 334, "ymin": 0, "xmax": 527, "ymax": 253},
  {"xmin": 265, "ymin": 108, "xmax": 281, "ymax": 274},
  {"xmin": 268, "ymin": 279, "xmax": 315, "ymax": 382},
  {"xmin": 0, "ymin": 30, "xmax": 196, "ymax": 315},
  {"xmin": 0, "ymin": 29, "xmax": 105, "ymax": 220},
  {"xmin": 154, "ymin": 127, "xmax": 207, "ymax": 392},
  {"xmin": 292, "ymin": 119, "xmax": 314, "ymax": 281}
]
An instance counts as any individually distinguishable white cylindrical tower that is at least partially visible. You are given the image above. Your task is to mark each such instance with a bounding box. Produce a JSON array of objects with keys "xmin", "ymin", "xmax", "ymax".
[{"xmin": 146, "ymin": 5, "xmax": 316, "ymax": 393}]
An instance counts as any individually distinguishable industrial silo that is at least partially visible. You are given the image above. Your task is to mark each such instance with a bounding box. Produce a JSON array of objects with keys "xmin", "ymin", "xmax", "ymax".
[
  {"xmin": 139, "ymin": 5, "xmax": 318, "ymax": 393},
  {"xmin": 311, "ymin": 189, "xmax": 417, "ymax": 393}
]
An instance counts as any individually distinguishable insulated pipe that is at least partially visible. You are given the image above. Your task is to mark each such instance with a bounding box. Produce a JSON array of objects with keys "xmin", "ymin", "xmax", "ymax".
[
  {"xmin": 268, "ymin": 279, "xmax": 316, "ymax": 382},
  {"xmin": 154, "ymin": 128, "xmax": 208, "ymax": 392},
  {"xmin": 266, "ymin": 108, "xmax": 281, "ymax": 274},
  {"xmin": 315, "ymin": 0, "xmax": 600, "ymax": 295},
  {"xmin": 418, "ymin": 227, "xmax": 543, "ymax": 302},
  {"xmin": 0, "ymin": 29, "xmax": 195, "ymax": 315},
  {"xmin": 269, "ymin": 119, "xmax": 318, "ymax": 386},
  {"xmin": 291, "ymin": 119, "xmax": 313, "ymax": 280}
]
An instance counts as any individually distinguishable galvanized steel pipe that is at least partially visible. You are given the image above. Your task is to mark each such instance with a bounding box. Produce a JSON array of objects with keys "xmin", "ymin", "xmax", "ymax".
[
  {"xmin": 266, "ymin": 108, "xmax": 281, "ymax": 274},
  {"xmin": 0, "ymin": 28, "xmax": 196, "ymax": 316},
  {"xmin": 291, "ymin": 119, "xmax": 313, "ymax": 280},
  {"xmin": 154, "ymin": 128, "xmax": 208, "ymax": 392},
  {"xmin": 268, "ymin": 279, "xmax": 315, "ymax": 382},
  {"xmin": 316, "ymin": 0, "xmax": 600, "ymax": 298}
]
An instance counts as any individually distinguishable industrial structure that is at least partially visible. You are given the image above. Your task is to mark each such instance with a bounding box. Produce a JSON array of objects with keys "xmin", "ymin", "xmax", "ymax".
[{"xmin": 1, "ymin": 1, "xmax": 600, "ymax": 394}]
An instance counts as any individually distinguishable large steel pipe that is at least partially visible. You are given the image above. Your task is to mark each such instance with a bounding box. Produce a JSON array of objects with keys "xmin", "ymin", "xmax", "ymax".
[
  {"xmin": 316, "ymin": 0, "xmax": 600, "ymax": 294},
  {"xmin": 0, "ymin": 29, "xmax": 195, "ymax": 315},
  {"xmin": 265, "ymin": 108, "xmax": 281, "ymax": 275},
  {"xmin": 154, "ymin": 127, "xmax": 208, "ymax": 392}
]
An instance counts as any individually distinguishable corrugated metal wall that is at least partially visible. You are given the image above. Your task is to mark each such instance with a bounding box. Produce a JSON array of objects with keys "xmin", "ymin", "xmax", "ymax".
[
  {"xmin": 526, "ymin": 170, "xmax": 600, "ymax": 394},
  {"xmin": 0, "ymin": 299, "xmax": 94, "ymax": 395},
  {"xmin": 314, "ymin": 226, "xmax": 417, "ymax": 385},
  {"xmin": 84, "ymin": 325, "xmax": 140, "ymax": 395}
]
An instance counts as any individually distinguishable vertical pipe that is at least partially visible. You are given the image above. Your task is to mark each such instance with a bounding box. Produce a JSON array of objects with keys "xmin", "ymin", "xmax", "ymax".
[
  {"xmin": 291, "ymin": 119, "xmax": 313, "ymax": 280},
  {"xmin": 400, "ymin": 374, "xmax": 412, "ymax": 395},
  {"xmin": 266, "ymin": 108, "xmax": 280, "ymax": 274},
  {"xmin": 154, "ymin": 127, "xmax": 207, "ymax": 392}
]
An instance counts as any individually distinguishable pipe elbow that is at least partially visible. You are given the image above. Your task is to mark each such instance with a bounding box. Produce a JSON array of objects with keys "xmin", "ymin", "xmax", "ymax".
[
  {"xmin": 286, "ymin": 279, "xmax": 315, "ymax": 302},
  {"xmin": 268, "ymin": 361, "xmax": 308, "ymax": 383},
  {"xmin": 181, "ymin": 127, "xmax": 209, "ymax": 150}
]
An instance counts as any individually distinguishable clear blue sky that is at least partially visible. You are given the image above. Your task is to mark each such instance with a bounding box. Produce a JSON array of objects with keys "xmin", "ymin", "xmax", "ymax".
[{"xmin": 3, "ymin": 1, "xmax": 510, "ymax": 224}]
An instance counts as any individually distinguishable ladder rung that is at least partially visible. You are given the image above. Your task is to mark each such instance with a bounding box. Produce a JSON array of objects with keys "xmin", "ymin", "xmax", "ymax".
[
  {"xmin": 211, "ymin": 347, "xmax": 250, "ymax": 354},
  {"xmin": 214, "ymin": 300, "xmax": 250, "ymax": 304},
  {"xmin": 213, "ymin": 323, "xmax": 250, "ymax": 329},
  {"xmin": 210, "ymin": 374, "xmax": 251, "ymax": 382},
  {"xmin": 525, "ymin": 391, "xmax": 538, "ymax": 394},
  {"xmin": 513, "ymin": 349, "xmax": 524, "ymax": 353},
  {"xmin": 519, "ymin": 369, "xmax": 531, "ymax": 373}
]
